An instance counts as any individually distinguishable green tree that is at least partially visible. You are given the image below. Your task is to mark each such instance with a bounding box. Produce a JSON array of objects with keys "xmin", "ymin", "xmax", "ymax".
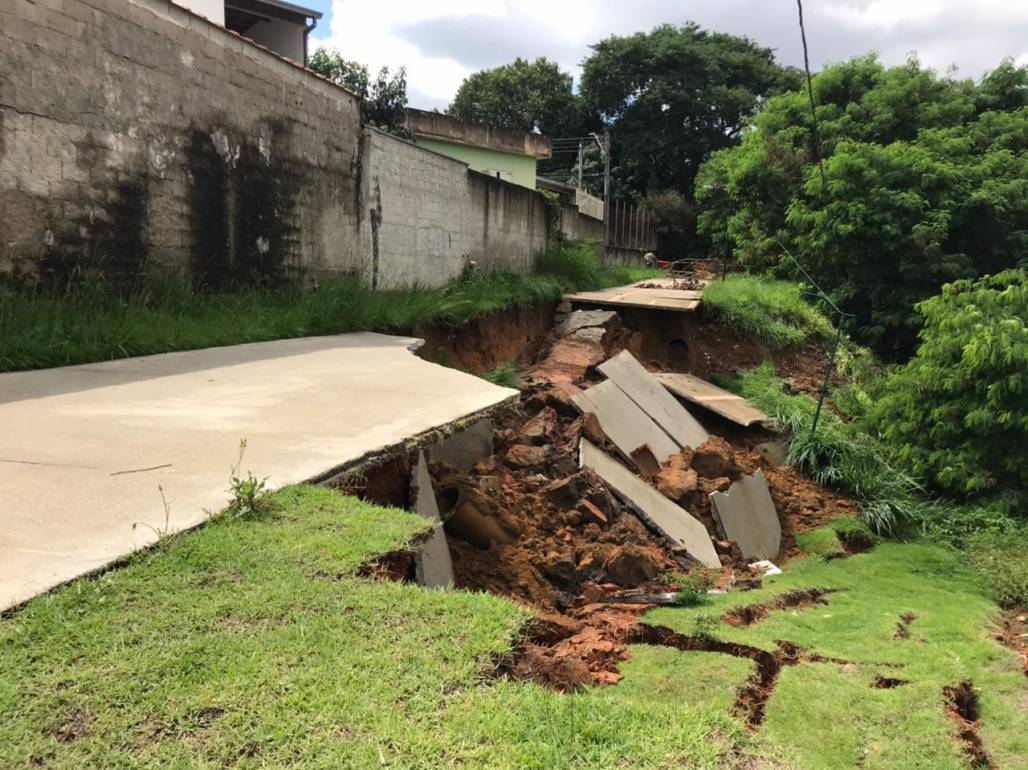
[
  {"xmin": 309, "ymin": 49, "xmax": 409, "ymax": 136},
  {"xmin": 697, "ymin": 55, "xmax": 1028, "ymax": 357},
  {"xmin": 449, "ymin": 57, "xmax": 586, "ymax": 138},
  {"xmin": 865, "ymin": 270, "xmax": 1028, "ymax": 500},
  {"xmin": 579, "ymin": 23, "xmax": 797, "ymax": 199}
]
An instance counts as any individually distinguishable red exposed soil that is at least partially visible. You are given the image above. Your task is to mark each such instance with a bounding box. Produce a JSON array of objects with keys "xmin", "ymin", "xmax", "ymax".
[
  {"xmin": 362, "ymin": 302, "xmax": 869, "ymax": 693},
  {"xmin": 943, "ymin": 681, "xmax": 994, "ymax": 769},
  {"xmin": 416, "ymin": 303, "xmax": 557, "ymax": 373},
  {"xmin": 994, "ymin": 610, "xmax": 1028, "ymax": 678},
  {"xmin": 895, "ymin": 611, "xmax": 918, "ymax": 640}
]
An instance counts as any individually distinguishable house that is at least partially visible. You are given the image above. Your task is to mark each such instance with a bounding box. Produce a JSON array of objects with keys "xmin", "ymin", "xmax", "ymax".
[
  {"xmin": 406, "ymin": 109, "xmax": 551, "ymax": 190},
  {"xmin": 174, "ymin": 0, "xmax": 322, "ymax": 64}
]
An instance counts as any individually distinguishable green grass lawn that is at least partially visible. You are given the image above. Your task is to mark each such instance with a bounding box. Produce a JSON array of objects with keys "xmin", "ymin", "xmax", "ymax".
[
  {"xmin": 644, "ymin": 539, "xmax": 1028, "ymax": 769},
  {"xmin": 3, "ymin": 492, "xmax": 1024, "ymax": 769}
]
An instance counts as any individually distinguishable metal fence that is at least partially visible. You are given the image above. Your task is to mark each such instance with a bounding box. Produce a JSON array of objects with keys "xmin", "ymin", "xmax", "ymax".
[{"xmin": 605, "ymin": 199, "xmax": 656, "ymax": 253}]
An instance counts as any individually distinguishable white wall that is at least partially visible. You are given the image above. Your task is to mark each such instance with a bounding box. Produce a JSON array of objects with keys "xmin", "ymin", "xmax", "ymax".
[{"xmin": 172, "ymin": 0, "xmax": 224, "ymax": 25}]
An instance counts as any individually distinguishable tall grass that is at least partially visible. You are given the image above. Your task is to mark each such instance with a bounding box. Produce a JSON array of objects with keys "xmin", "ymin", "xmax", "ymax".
[
  {"xmin": 0, "ymin": 241, "xmax": 655, "ymax": 373},
  {"xmin": 738, "ymin": 363, "xmax": 945, "ymax": 533},
  {"xmin": 703, "ymin": 275, "xmax": 834, "ymax": 349}
]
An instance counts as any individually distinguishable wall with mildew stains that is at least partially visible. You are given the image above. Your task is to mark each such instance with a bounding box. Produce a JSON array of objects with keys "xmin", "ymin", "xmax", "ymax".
[{"xmin": 0, "ymin": 0, "xmax": 363, "ymax": 290}]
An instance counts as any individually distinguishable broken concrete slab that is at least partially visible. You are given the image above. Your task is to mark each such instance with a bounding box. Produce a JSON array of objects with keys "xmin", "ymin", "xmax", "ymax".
[
  {"xmin": 597, "ymin": 352, "xmax": 709, "ymax": 449},
  {"xmin": 412, "ymin": 452, "xmax": 454, "ymax": 588},
  {"xmin": 0, "ymin": 334, "xmax": 517, "ymax": 611},
  {"xmin": 709, "ymin": 470, "xmax": 782, "ymax": 562},
  {"xmin": 555, "ymin": 309, "xmax": 618, "ymax": 338},
  {"xmin": 653, "ymin": 372, "xmax": 768, "ymax": 427},
  {"xmin": 565, "ymin": 286, "xmax": 702, "ymax": 313},
  {"xmin": 427, "ymin": 418, "xmax": 494, "ymax": 471},
  {"xmin": 579, "ymin": 439, "xmax": 720, "ymax": 568},
  {"xmin": 571, "ymin": 380, "xmax": 680, "ymax": 466}
]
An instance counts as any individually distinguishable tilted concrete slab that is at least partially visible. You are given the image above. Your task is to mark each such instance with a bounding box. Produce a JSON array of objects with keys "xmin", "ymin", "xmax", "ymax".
[
  {"xmin": 412, "ymin": 452, "xmax": 454, "ymax": 588},
  {"xmin": 427, "ymin": 417, "xmax": 494, "ymax": 472},
  {"xmin": 598, "ymin": 352, "xmax": 709, "ymax": 449},
  {"xmin": 580, "ymin": 440, "xmax": 720, "ymax": 568},
  {"xmin": 571, "ymin": 380, "xmax": 680, "ymax": 466},
  {"xmin": 709, "ymin": 470, "xmax": 782, "ymax": 561},
  {"xmin": 0, "ymin": 334, "xmax": 516, "ymax": 610},
  {"xmin": 654, "ymin": 372, "xmax": 768, "ymax": 427},
  {"xmin": 564, "ymin": 286, "xmax": 702, "ymax": 312}
]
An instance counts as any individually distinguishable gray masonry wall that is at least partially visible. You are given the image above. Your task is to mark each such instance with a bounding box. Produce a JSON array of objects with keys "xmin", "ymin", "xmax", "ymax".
[
  {"xmin": 1, "ymin": 0, "xmax": 619, "ymax": 292},
  {"xmin": 0, "ymin": 0, "xmax": 364, "ymax": 289},
  {"xmin": 362, "ymin": 128, "xmax": 550, "ymax": 288}
]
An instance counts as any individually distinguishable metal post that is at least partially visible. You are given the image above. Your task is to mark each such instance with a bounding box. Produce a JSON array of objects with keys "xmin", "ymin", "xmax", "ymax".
[
  {"xmin": 602, "ymin": 131, "xmax": 611, "ymax": 250},
  {"xmin": 577, "ymin": 141, "xmax": 584, "ymax": 190},
  {"xmin": 809, "ymin": 315, "xmax": 847, "ymax": 439}
]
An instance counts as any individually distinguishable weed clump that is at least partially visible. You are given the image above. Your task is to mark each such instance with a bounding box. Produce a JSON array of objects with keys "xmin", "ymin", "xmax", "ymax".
[{"xmin": 702, "ymin": 275, "xmax": 834, "ymax": 349}]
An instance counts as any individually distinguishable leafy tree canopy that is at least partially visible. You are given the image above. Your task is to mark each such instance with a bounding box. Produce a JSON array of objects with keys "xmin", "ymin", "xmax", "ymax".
[
  {"xmin": 865, "ymin": 270, "xmax": 1028, "ymax": 501},
  {"xmin": 696, "ymin": 55, "xmax": 1028, "ymax": 357},
  {"xmin": 309, "ymin": 49, "xmax": 409, "ymax": 136},
  {"xmin": 449, "ymin": 57, "xmax": 586, "ymax": 138},
  {"xmin": 579, "ymin": 23, "xmax": 799, "ymax": 200}
]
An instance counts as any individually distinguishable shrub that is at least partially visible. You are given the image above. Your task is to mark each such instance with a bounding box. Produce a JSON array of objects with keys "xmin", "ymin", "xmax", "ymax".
[
  {"xmin": 966, "ymin": 529, "xmax": 1028, "ymax": 608},
  {"xmin": 865, "ymin": 271, "xmax": 1028, "ymax": 500},
  {"xmin": 702, "ymin": 275, "xmax": 834, "ymax": 349},
  {"xmin": 480, "ymin": 362, "xmax": 521, "ymax": 389},
  {"xmin": 738, "ymin": 363, "xmax": 943, "ymax": 532}
]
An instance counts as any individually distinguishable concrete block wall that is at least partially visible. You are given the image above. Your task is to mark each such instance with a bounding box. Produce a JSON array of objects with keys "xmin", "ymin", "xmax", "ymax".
[
  {"xmin": 362, "ymin": 129, "xmax": 549, "ymax": 288},
  {"xmin": 0, "ymin": 0, "xmax": 364, "ymax": 289}
]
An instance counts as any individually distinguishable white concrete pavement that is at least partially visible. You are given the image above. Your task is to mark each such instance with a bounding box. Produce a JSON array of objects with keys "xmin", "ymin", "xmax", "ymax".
[{"xmin": 0, "ymin": 334, "xmax": 517, "ymax": 611}]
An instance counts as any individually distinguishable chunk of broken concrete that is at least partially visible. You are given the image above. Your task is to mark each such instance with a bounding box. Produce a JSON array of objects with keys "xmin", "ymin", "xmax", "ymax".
[
  {"xmin": 596, "ymin": 350, "xmax": 709, "ymax": 449},
  {"xmin": 411, "ymin": 452, "xmax": 455, "ymax": 588},
  {"xmin": 708, "ymin": 469, "xmax": 782, "ymax": 562},
  {"xmin": 556, "ymin": 309, "xmax": 619, "ymax": 338},
  {"xmin": 579, "ymin": 439, "xmax": 720, "ymax": 568},
  {"xmin": 428, "ymin": 418, "xmax": 494, "ymax": 472},
  {"xmin": 572, "ymin": 380, "xmax": 679, "ymax": 465}
]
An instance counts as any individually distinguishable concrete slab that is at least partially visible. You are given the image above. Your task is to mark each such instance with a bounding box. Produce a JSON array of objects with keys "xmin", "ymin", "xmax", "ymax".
[
  {"xmin": 565, "ymin": 286, "xmax": 702, "ymax": 312},
  {"xmin": 598, "ymin": 352, "xmax": 709, "ymax": 449},
  {"xmin": 709, "ymin": 470, "xmax": 782, "ymax": 561},
  {"xmin": 0, "ymin": 334, "xmax": 517, "ymax": 610},
  {"xmin": 579, "ymin": 440, "xmax": 720, "ymax": 568},
  {"xmin": 654, "ymin": 372, "xmax": 768, "ymax": 427},
  {"xmin": 571, "ymin": 380, "xmax": 680, "ymax": 466},
  {"xmin": 412, "ymin": 452, "xmax": 454, "ymax": 588},
  {"xmin": 427, "ymin": 418, "xmax": 494, "ymax": 471}
]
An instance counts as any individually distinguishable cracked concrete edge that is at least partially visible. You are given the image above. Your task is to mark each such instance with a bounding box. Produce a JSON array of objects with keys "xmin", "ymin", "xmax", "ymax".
[{"xmin": 1, "ymin": 393, "xmax": 519, "ymax": 618}]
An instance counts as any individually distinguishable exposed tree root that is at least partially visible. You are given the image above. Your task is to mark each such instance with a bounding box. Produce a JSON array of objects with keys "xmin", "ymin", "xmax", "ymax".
[
  {"xmin": 942, "ymin": 681, "xmax": 993, "ymax": 769},
  {"xmin": 721, "ymin": 588, "xmax": 838, "ymax": 627}
]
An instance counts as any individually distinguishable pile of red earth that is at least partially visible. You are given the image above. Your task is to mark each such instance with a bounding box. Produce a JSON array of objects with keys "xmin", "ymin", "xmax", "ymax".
[{"xmin": 413, "ymin": 310, "xmax": 859, "ymax": 688}]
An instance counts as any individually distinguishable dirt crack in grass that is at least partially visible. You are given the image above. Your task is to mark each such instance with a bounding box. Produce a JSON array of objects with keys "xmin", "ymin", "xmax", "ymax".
[
  {"xmin": 943, "ymin": 680, "xmax": 994, "ymax": 769},
  {"xmin": 629, "ymin": 623, "xmax": 892, "ymax": 731},
  {"xmin": 721, "ymin": 587, "xmax": 839, "ymax": 627}
]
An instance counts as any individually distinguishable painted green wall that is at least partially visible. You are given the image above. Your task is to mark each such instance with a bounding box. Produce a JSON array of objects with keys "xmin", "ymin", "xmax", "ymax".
[{"xmin": 415, "ymin": 138, "xmax": 538, "ymax": 189}]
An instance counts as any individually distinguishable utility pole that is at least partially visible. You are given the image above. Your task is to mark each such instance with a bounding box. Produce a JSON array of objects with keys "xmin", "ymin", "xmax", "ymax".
[
  {"xmin": 601, "ymin": 131, "xmax": 611, "ymax": 249},
  {"xmin": 576, "ymin": 140, "xmax": 584, "ymax": 190}
]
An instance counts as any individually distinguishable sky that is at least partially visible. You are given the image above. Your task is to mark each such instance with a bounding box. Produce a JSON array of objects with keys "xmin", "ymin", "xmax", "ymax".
[{"xmin": 304, "ymin": 0, "xmax": 1028, "ymax": 112}]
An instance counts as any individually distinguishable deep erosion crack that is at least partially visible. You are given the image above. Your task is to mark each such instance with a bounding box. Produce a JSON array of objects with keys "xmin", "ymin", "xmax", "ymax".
[
  {"xmin": 629, "ymin": 624, "xmax": 875, "ymax": 731},
  {"xmin": 721, "ymin": 587, "xmax": 838, "ymax": 627}
]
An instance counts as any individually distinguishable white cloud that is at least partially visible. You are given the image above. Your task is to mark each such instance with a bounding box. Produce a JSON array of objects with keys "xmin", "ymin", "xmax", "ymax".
[{"xmin": 312, "ymin": 0, "xmax": 1028, "ymax": 110}]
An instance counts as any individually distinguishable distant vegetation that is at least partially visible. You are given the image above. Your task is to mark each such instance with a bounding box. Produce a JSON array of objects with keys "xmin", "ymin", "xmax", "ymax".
[{"xmin": 696, "ymin": 55, "xmax": 1028, "ymax": 358}]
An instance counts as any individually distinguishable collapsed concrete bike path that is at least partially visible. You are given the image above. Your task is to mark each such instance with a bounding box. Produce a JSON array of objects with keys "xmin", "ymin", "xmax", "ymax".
[{"xmin": 0, "ymin": 334, "xmax": 517, "ymax": 611}]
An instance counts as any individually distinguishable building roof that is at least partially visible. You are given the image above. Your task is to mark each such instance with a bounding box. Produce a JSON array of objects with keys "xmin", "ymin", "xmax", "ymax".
[
  {"xmin": 407, "ymin": 109, "xmax": 551, "ymax": 159},
  {"xmin": 536, "ymin": 176, "xmax": 577, "ymax": 195},
  {"xmin": 227, "ymin": 0, "xmax": 322, "ymax": 21}
]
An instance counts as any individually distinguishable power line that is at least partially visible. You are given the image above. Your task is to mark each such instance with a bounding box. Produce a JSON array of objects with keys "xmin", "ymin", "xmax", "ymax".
[{"xmin": 796, "ymin": 0, "xmax": 828, "ymax": 193}]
